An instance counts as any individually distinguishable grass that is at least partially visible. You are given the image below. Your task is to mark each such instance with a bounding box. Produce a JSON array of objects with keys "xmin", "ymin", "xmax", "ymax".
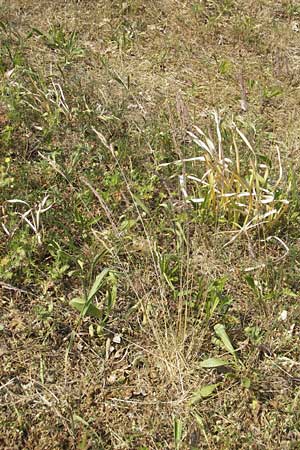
[{"xmin": 1, "ymin": 1, "xmax": 300, "ymax": 449}]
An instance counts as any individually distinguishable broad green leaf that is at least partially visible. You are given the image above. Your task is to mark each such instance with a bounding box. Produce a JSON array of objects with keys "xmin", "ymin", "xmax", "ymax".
[
  {"xmin": 91, "ymin": 250, "xmax": 108, "ymax": 273},
  {"xmin": 282, "ymin": 288, "xmax": 298, "ymax": 298},
  {"xmin": 77, "ymin": 259, "xmax": 84, "ymax": 271},
  {"xmin": 241, "ymin": 377, "xmax": 251, "ymax": 389},
  {"xmin": 132, "ymin": 194, "xmax": 150, "ymax": 216},
  {"xmin": 70, "ymin": 297, "xmax": 84, "ymax": 307},
  {"xmin": 190, "ymin": 384, "xmax": 219, "ymax": 405},
  {"xmin": 73, "ymin": 414, "xmax": 90, "ymax": 427},
  {"xmin": 193, "ymin": 412, "xmax": 205, "ymax": 429},
  {"xmin": 174, "ymin": 418, "xmax": 183, "ymax": 450},
  {"xmin": 120, "ymin": 219, "xmax": 137, "ymax": 231},
  {"xmin": 245, "ymin": 275, "xmax": 257, "ymax": 293},
  {"xmin": 69, "ymin": 297, "xmax": 102, "ymax": 319},
  {"xmin": 214, "ymin": 324, "xmax": 236, "ymax": 358},
  {"xmin": 200, "ymin": 357, "xmax": 230, "ymax": 368},
  {"xmin": 106, "ymin": 282, "xmax": 117, "ymax": 311},
  {"xmin": 88, "ymin": 268, "xmax": 110, "ymax": 301},
  {"xmin": 89, "ymin": 324, "xmax": 94, "ymax": 337}
]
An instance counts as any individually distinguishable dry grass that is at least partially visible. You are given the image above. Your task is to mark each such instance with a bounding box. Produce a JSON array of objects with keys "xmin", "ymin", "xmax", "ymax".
[{"xmin": 1, "ymin": 1, "xmax": 300, "ymax": 449}]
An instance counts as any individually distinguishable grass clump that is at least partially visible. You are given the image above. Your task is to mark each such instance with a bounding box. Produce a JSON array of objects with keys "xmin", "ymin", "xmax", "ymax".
[{"xmin": 162, "ymin": 111, "xmax": 290, "ymax": 245}]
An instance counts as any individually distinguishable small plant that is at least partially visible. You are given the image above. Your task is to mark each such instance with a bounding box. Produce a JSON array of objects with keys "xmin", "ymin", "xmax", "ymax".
[
  {"xmin": 157, "ymin": 252, "xmax": 179, "ymax": 292},
  {"xmin": 244, "ymin": 325, "xmax": 264, "ymax": 344},
  {"xmin": 47, "ymin": 240, "xmax": 71, "ymax": 281},
  {"xmin": 70, "ymin": 268, "xmax": 117, "ymax": 322},
  {"xmin": 205, "ymin": 276, "xmax": 232, "ymax": 319},
  {"xmin": 189, "ymin": 323, "xmax": 250, "ymax": 407},
  {"xmin": 202, "ymin": 323, "xmax": 239, "ymax": 368},
  {"xmin": 32, "ymin": 25, "xmax": 84, "ymax": 63}
]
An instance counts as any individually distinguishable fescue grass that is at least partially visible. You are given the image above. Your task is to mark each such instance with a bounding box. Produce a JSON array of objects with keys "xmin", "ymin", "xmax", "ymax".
[{"xmin": 1, "ymin": 1, "xmax": 300, "ymax": 449}]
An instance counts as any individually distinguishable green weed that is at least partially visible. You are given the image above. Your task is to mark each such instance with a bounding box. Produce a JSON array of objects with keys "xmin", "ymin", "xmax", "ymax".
[
  {"xmin": 32, "ymin": 25, "xmax": 84, "ymax": 64},
  {"xmin": 70, "ymin": 267, "xmax": 117, "ymax": 323}
]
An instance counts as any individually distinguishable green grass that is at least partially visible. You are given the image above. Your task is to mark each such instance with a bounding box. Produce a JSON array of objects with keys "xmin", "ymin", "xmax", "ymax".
[{"xmin": 1, "ymin": 1, "xmax": 300, "ymax": 449}]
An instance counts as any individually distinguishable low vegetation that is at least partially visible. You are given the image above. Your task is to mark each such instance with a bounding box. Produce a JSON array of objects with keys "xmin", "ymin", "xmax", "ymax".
[{"xmin": 1, "ymin": 1, "xmax": 300, "ymax": 449}]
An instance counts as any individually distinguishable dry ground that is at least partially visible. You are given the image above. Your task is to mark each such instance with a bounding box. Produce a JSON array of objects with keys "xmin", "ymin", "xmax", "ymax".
[{"xmin": 1, "ymin": 1, "xmax": 300, "ymax": 449}]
